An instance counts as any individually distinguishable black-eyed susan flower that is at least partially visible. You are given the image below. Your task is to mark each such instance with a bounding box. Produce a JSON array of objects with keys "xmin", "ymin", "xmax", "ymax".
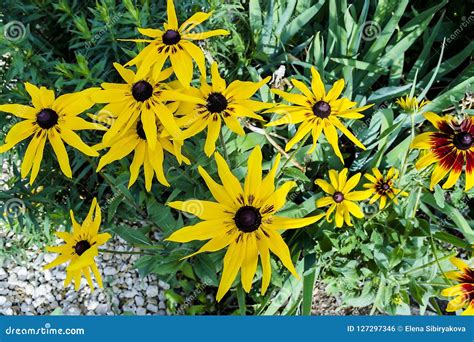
[
  {"xmin": 411, "ymin": 112, "xmax": 473, "ymax": 191},
  {"xmin": 166, "ymin": 146, "xmax": 324, "ymax": 301},
  {"xmin": 121, "ymin": 0, "xmax": 229, "ymax": 87},
  {"xmin": 395, "ymin": 95, "xmax": 429, "ymax": 113},
  {"xmin": 266, "ymin": 67, "xmax": 372, "ymax": 162},
  {"xmin": 441, "ymin": 257, "xmax": 474, "ymax": 315},
  {"xmin": 96, "ymin": 119, "xmax": 189, "ymax": 191},
  {"xmin": 315, "ymin": 168, "xmax": 372, "ymax": 228},
  {"xmin": 173, "ymin": 62, "xmax": 271, "ymax": 156},
  {"xmin": 44, "ymin": 198, "xmax": 111, "ymax": 291},
  {"xmin": 91, "ymin": 63, "xmax": 186, "ymax": 150},
  {"xmin": 363, "ymin": 167, "xmax": 408, "ymax": 209},
  {"xmin": 0, "ymin": 84, "xmax": 103, "ymax": 184}
]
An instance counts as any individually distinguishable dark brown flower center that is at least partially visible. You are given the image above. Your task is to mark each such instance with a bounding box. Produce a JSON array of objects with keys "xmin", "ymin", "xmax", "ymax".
[
  {"xmin": 453, "ymin": 132, "xmax": 473, "ymax": 150},
  {"xmin": 36, "ymin": 108, "xmax": 58, "ymax": 129},
  {"xmin": 136, "ymin": 121, "xmax": 147, "ymax": 140},
  {"xmin": 312, "ymin": 101, "xmax": 331, "ymax": 118},
  {"xmin": 132, "ymin": 81, "xmax": 153, "ymax": 102},
  {"xmin": 74, "ymin": 240, "xmax": 91, "ymax": 256},
  {"xmin": 333, "ymin": 191, "xmax": 344, "ymax": 203},
  {"xmin": 381, "ymin": 182, "xmax": 390, "ymax": 191},
  {"xmin": 234, "ymin": 206, "xmax": 261, "ymax": 233},
  {"xmin": 162, "ymin": 30, "xmax": 181, "ymax": 45},
  {"xmin": 206, "ymin": 92, "xmax": 228, "ymax": 113}
]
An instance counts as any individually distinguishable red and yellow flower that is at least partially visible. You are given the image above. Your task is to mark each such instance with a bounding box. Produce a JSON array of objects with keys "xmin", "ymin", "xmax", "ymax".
[
  {"xmin": 411, "ymin": 113, "xmax": 473, "ymax": 191},
  {"xmin": 441, "ymin": 257, "xmax": 474, "ymax": 315}
]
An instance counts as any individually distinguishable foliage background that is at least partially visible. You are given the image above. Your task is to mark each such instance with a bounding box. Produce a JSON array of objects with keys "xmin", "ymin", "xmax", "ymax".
[{"xmin": 0, "ymin": 0, "xmax": 473, "ymax": 315}]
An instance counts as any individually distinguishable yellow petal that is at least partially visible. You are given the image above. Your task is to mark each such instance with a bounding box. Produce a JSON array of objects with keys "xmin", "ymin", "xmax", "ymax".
[
  {"xmin": 240, "ymin": 234, "xmax": 258, "ymax": 292},
  {"xmin": 310, "ymin": 67, "xmax": 326, "ymax": 100},
  {"xmin": 166, "ymin": 0, "xmax": 179, "ymax": 29},
  {"xmin": 4, "ymin": 120, "xmax": 36, "ymax": 146},
  {"xmin": 411, "ymin": 132, "xmax": 433, "ymax": 149},
  {"xmin": 315, "ymin": 179, "xmax": 335, "ymax": 195},
  {"xmin": 170, "ymin": 47, "xmax": 193, "ymax": 88},
  {"xmin": 183, "ymin": 29, "xmax": 230, "ymax": 40},
  {"xmin": 244, "ymin": 146, "xmax": 262, "ymax": 202},
  {"xmin": 204, "ymin": 115, "xmax": 221, "ymax": 156},
  {"xmin": 129, "ymin": 142, "xmax": 146, "ymax": 187},
  {"xmin": 0, "ymin": 104, "xmax": 37, "ymax": 119},
  {"xmin": 257, "ymin": 237, "xmax": 271, "ymax": 295},
  {"xmin": 214, "ymin": 149, "xmax": 244, "ymax": 203},
  {"xmin": 324, "ymin": 79, "xmax": 344, "ymax": 102},
  {"xmin": 180, "ymin": 11, "xmax": 212, "ymax": 32},
  {"xmin": 269, "ymin": 214, "xmax": 324, "ymax": 230},
  {"xmin": 260, "ymin": 181, "xmax": 295, "ymax": 214},
  {"xmin": 185, "ymin": 230, "xmax": 238, "ymax": 259},
  {"xmin": 211, "ymin": 62, "xmax": 226, "ymax": 92},
  {"xmin": 29, "ymin": 133, "xmax": 46, "ymax": 184},
  {"xmin": 265, "ymin": 228, "xmax": 299, "ymax": 278},
  {"xmin": 344, "ymin": 190, "xmax": 373, "ymax": 201},
  {"xmin": 60, "ymin": 127, "xmax": 99, "ymax": 156},
  {"xmin": 216, "ymin": 238, "xmax": 244, "ymax": 302},
  {"xmin": 342, "ymin": 173, "xmax": 361, "ymax": 193},
  {"xmin": 429, "ymin": 163, "xmax": 450, "ymax": 190},
  {"xmin": 168, "ymin": 200, "xmax": 232, "ymax": 220},
  {"xmin": 24, "ymin": 83, "xmax": 42, "ymax": 108},
  {"xmin": 323, "ymin": 122, "xmax": 343, "ymax": 163},
  {"xmin": 197, "ymin": 166, "xmax": 236, "ymax": 208},
  {"xmin": 48, "ymin": 129, "xmax": 72, "ymax": 178}
]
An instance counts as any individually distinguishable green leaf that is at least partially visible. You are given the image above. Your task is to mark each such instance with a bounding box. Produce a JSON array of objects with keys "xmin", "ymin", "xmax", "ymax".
[
  {"xmin": 282, "ymin": 167, "xmax": 310, "ymax": 183},
  {"xmin": 302, "ymin": 253, "xmax": 317, "ymax": 315},
  {"xmin": 433, "ymin": 185, "xmax": 445, "ymax": 209},
  {"xmin": 193, "ymin": 254, "xmax": 219, "ymax": 287},
  {"xmin": 389, "ymin": 247, "xmax": 404, "ymax": 268},
  {"xmin": 248, "ymin": 0, "xmax": 263, "ymax": 36},
  {"xmin": 280, "ymin": 0, "xmax": 325, "ymax": 46},
  {"xmin": 113, "ymin": 225, "xmax": 152, "ymax": 246}
]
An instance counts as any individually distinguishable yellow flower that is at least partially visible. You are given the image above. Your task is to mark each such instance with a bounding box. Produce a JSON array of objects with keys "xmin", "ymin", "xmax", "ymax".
[
  {"xmin": 166, "ymin": 146, "xmax": 324, "ymax": 301},
  {"xmin": 173, "ymin": 62, "xmax": 271, "ymax": 156},
  {"xmin": 315, "ymin": 168, "xmax": 372, "ymax": 227},
  {"xmin": 0, "ymin": 84, "xmax": 103, "ymax": 184},
  {"xmin": 411, "ymin": 112, "xmax": 473, "ymax": 191},
  {"xmin": 44, "ymin": 198, "xmax": 111, "ymax": 291},
  {"xmin": 395, "ymin": 95, "xmax": 429, "ymax": 113},
  {"xmin": 266, "ymin": 67, "xmax": 372, "ymax": 162},
  {"xmin": 96, "ymin": 119, "xmax": 190, "ymax": 191},
  {"xmin": 91, "ymin": 63, "xmax": 185, "ymax": 151},
  {"xmin": 441, "ymin": 257, "xmax": 474, "ymax": 315},
  {"xmin": 121, "ymin": 0, "xmax": 229, "ymax": 88},
  {"xmin": 363, "ymin": 167, "xmax": 408, "ymax": 209}
]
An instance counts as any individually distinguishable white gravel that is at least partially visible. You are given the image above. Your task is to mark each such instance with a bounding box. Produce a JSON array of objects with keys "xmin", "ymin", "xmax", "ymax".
[{"xmin": 0, "ymin": 229, "xmax": 169, "ymax": 315}]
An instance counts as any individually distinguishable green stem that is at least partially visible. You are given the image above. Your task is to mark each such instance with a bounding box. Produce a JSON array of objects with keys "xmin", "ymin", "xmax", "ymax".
[
  {"xmin": 399, "ymin": 113, "xmax": 416, "ymax": 182},
  {"xmin": 277, "ymin": 132, "xmax": 310, "ymax": 178},
  {"xmin": 99, "ymin": 248, "xmax": 154, "ymax": 255},
  {"xmin": 403, "ymin": 252, "xmax": 456, "ymax": 275},
  {"xmin": 85, "ymin": 156, "xmax": 147, "ymax": 219},
  {"xmin": 219, "ymin": 130, "xmax": 230, "ymax": 165},
  {"xmin": 427, "ymin": 226, "xmax": 452, "ymax": 285},
  {"xmin": 236, "ymin": 284, "xmax": 247, "ymax": 315}
]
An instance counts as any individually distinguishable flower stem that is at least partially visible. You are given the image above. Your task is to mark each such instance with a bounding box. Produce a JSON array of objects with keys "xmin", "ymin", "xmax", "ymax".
[
  {"xmin": 99, "ymin": 248, "xmax": 154, "ymax": 256},
  {"xmin": 236, "ymin": 283, "xmax": 247, "ymax": 315},
  {"xmin": 277, "ymin": 132, "xmax": 310, "ymax": 178},
  {"xmin": 219, "ymin": 130, "xmax": 230, "ymax": 165},
  {"xmin": 399, "ymin": 113, "xmax": 416, "ymax": 182}
]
